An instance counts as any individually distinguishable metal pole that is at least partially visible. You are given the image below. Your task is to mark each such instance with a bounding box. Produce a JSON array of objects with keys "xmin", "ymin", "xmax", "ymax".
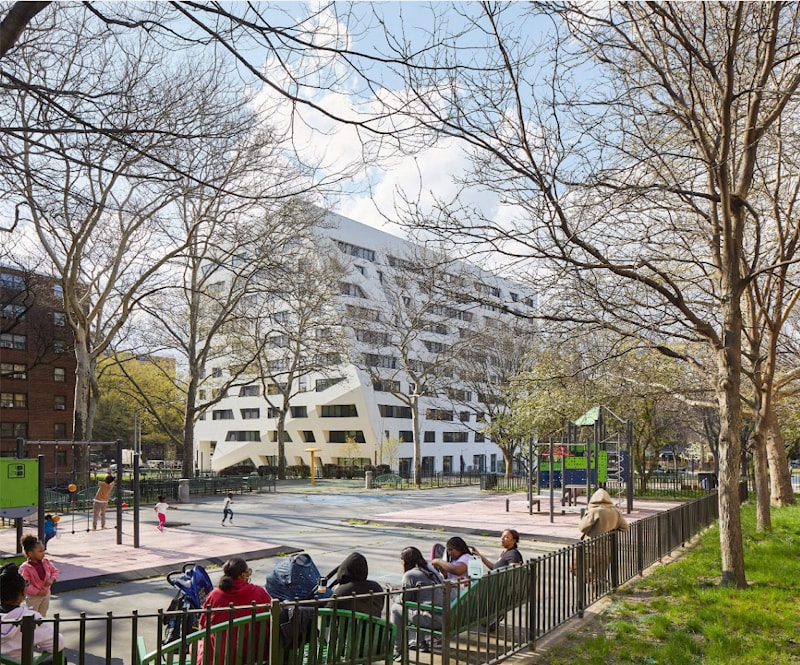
[
  {"xmin": 626, "ymin": 420, "xmax": 634, "ymax": 513},
  {"xmin": 549, "ymin": 436, "xmax": 554, "ymax": 523},
  {"xmin": 133, "ymin": 452, "xmax": 140, "ymax": 548},
  {"xmin": 37, "ymin": 455, "xmax": 46, "ymax": 545},
  {"xmin": 527, "ymin": 437, "xmax": 533, "ymax": 515},
  {"xmin": 116, "ymin": 439, "xmax": 123, "ymax": 545}
]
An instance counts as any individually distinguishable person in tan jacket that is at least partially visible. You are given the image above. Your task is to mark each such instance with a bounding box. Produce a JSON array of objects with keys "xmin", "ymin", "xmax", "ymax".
[
  {"xmin": 576, "ymin": 488, "xmax": 629, "ymax": 591},
  {"xmin": 92, "ymin": 474, "xmax": 115, "ymax": 530}
]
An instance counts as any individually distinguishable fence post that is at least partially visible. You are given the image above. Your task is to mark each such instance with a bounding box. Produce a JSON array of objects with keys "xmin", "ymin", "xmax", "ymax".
[
  {"xmin": 637, "ymin": 519, "xmax": 645, "ymax": 576},
  {"xmin": 528, "ymin": 560, "xmax": 537, "ymax": 649},
  {"xmin": 576, "ymin": 541, "xmax": 586, "ymax": 617},
  {"xmin": 610, "ymin": 531, "xmax": 619, "ymax": 590},
  {"xmin": 20, "ymin": 613, "xmax": 35, "ymax": 665}
]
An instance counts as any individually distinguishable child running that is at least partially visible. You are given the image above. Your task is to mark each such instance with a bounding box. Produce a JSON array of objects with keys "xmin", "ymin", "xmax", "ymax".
[
  {"xmin": 18, "ymin": 534, "xmax": 59, "ymax": 616},
  {"xmin": 221, "ymin": 493, "xmax": 234, "ymax": 526},
  {"xmin": 154, "ymin": 495, "xmax": 178, "ymax": 532}
]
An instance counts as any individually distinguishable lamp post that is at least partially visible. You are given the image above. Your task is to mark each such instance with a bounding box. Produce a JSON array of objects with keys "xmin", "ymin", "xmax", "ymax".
[{"xmin": 304, "ymin": 447, "xmax": 322, "ymax": 484}]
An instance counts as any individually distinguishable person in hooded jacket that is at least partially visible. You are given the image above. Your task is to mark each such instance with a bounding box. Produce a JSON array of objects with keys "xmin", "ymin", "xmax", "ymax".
[
  {"xmin": 0, "ymin": 563, "xmax": 64, "ymax": 663},
  {"xmin": 328, "ymin": 552, "xmax": 384, "ymax": 617},
  {"xmin": 576, "ymin": 488, "xmax": 629, "ymax": 591}
]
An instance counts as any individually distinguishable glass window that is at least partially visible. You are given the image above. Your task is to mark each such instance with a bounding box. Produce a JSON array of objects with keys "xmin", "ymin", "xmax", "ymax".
[
  {"xmin": 212, "ymin": 410, "xmax": 234, "ymax": 420},
  {"xmin": 225, "ymin": 431, "xmax": 261, "ymax": 442},
  {"xmin": 54, "ymin": 423, "xmax": 67, "ymax": 438},
  {"xmin": 239, "ymin": 385, "xmax": 260, "ymax": 397},
  {"xmin": 54, "ymin": 395, "xmax": 66, "ymax": 410},
  {"xmin": 0, "ymin": 363, "xmax": 27, "ymax": 379},
  {"xmin": 0, "ymin": 333, "xmax": 26, "ymax": 350},
  {"xmin": 53, "ymin": 312, "xmax": 66, "ymax": 326},
  {"xmin": 424, "ymin": 431, "xmax": 436, "ymax": 443},
  {"xmin": 0, "ymin": 273, "xmax": 24, "ymax": 289},
  {"xmin": 240, "ymin": 408, "xmax": 260, "ymax": 419},
  {"xmin": 328, "ymin": 430, "xmax": 366, "ymax": 443},
  {"xmin": 0, "ymin": 422, "xmax": 27, "ymax": 437},
  {"xmin": 290, "ymin": 405, "xmax": 308, "ymax": 418},
  {"xmin": 320, "ymin": 404, "xmax": 358, "ymax": 417},
  {"xmin": 54, "ymin": 367, "xmax": 66, "ymax": 382},
  {"xmin": 1, "ymin": 393, "xmax": 27, "ymax": 408},
  {"xmin": 0, "ymin": 304, "xmax": 25, "ymax": 319}
]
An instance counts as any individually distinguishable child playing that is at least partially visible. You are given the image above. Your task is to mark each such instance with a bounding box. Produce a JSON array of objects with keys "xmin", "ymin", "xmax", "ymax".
[
  {"xmin": 221, "ymin": 493, "xmax": 234, "ymax": 526},
  {"xmin": 18, "ymin": 534, "xmax": 59, "ymax": 616},
  {"xmin": 43, "ymin": 515, "xmax": 57, "ymax": 550},
  {"xmin": 154, "ymin": 495, "xmax": 178, "ymax": 532}
]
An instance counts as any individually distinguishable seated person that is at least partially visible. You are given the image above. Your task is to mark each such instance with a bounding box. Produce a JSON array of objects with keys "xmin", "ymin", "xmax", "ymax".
[
  {"xmin": 0, "ymin": 563, "xmax": 64, "ymax": 663},
  {"xmin": 430, "ymin": 537, "xmax": 471, "ymax": 580},
  {"xmin": 197, "ymin": 558, "xmax": 271, "ymax": 665},
  {"xmin": 328, "ymin": 552, "xmax": 384, "ymax": 617},
  {"xmin": 471, "ymin": 529, "xmax": 523, "ymax": 570},
  {"xmin": 389, "ymin": 547, "xmax": 445, "ymax": 661}
]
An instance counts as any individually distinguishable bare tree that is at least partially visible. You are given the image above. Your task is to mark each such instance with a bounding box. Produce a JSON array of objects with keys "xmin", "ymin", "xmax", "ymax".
[
  {"xmin": 348, "ymin": 249, "xmax": 478, "ymax": 487},
  {"xmin": 245, "ymin": 241, "xmax": 348, "ymax": 480},
  {"xmin": 1, "ymin": 12, "xmax": 272, "ymax": 479},
  {"xmin": 454, "ymin": 321, "xmax": 536, "ymax": 481},
  {"xmin": 358, "ymin": 1, "xmax": 800, "ymax": 588}
]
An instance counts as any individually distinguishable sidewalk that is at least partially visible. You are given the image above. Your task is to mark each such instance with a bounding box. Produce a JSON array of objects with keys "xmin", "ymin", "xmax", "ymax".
[{"xmin": 0, "ymin": 490, "xmax": 679, "ymax": 592}]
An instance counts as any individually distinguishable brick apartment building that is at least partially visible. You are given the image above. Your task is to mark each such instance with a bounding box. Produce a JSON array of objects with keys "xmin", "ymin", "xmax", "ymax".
[{"xmin": 0, "ymin": 267, "xmax": 76, "ymax": 481}]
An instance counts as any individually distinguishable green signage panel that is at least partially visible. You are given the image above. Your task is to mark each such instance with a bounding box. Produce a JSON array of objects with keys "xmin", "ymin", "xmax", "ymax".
[{"xmin": 0, "ymin": 458, "xmax": 38, "ymax": 509}]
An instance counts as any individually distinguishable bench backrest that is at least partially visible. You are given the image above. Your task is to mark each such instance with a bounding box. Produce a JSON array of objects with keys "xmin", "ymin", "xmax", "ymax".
[
  {"xmin": 417, "ymin": 565, "xmax": 530, "ymax": 634},
  {"xmin": 138, "ymin": 607, "xmax": 394, "ymax": 665}
]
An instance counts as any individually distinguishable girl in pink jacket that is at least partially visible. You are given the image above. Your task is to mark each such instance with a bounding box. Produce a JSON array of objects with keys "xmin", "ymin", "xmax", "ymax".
[{"xmin": 19, "ymin": 534, "xmax": 59, "ymax": 616}]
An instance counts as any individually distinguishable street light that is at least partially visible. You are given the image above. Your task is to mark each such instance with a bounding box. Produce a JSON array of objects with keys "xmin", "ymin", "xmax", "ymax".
[{"xmin": 304, "ymin": 447, "xmax": 322, "ymax": 484}]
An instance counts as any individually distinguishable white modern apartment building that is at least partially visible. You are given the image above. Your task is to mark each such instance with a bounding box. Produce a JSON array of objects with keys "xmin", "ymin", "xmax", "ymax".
[{"xmin": 194, "ymin": 211, "xmax": 536, "ymax": 476}]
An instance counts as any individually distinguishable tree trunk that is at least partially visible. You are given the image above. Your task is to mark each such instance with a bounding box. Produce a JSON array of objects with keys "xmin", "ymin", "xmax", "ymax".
[
  {"xmin": 411, "ymin": 395, "xmax": 421, "ymax": 488},
  {"xmin": 72, "ymin": 332, "xmax": 93, "ymax": 485},
  {"xmin": 715, "ymin": 299, "xmax": 747, "ymax": 588},
  {"xmin": 503, "ymin": 447, "xmax": 514, "ymax": 482},
  {"xmin": 765, "ymin": 404, "xmax": 796, "ymax": 506},
  {"xmin": 748, "ymin": 426, "xmax": 771, "ymax": 532},
  {"xmin": 181, "ymin": 390, "xmax": 195, "ymax": 479},
  {"xmin": 277, "ymin": 410, "xmax": 287, "ymax": 481}
]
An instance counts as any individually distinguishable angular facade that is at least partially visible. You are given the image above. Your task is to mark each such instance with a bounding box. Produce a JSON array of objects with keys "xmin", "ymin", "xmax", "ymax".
[
  {"xmin": 0, "ymin": 267, "xmax": 76, "ymax": 478},
  {"xmin": 194, "ymin": 213, "xmax": 535, "ymax": 476}
]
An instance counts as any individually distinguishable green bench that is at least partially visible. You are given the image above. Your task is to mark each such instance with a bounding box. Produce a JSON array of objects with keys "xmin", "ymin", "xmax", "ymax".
[
  {"xmin": 137, "ymin": 606, "xmax": 394, "ymax": 665},
  {"xmin": 403, "ymin": 565, "xmax": 529, "ymax": 657}
]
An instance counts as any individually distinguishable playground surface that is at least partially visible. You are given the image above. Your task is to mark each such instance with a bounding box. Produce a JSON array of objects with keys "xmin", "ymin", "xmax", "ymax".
[{"xmin": 0, "ymin": 486, "xmax": 682, "ymax": 592}]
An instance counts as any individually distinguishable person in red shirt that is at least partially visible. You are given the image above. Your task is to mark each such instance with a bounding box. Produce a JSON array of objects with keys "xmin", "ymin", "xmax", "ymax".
[{"xmin": 196, "ymin": 558, "xmax": 271, "ymax": 665}]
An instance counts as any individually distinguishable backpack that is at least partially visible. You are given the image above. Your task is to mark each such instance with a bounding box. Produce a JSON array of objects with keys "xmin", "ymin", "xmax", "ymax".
[{"xmin": 265, "ymin": 553, "xmax": 324, "ymax": 601}]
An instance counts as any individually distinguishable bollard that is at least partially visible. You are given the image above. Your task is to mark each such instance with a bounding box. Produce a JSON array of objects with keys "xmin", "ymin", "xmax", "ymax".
[
  {"xmin": 506, "ymin": 498, "xmax": 509, "ymax": 512},
  {"xmin": 178, "ymin": 478, "xmax": 190, "ymax": 503}
]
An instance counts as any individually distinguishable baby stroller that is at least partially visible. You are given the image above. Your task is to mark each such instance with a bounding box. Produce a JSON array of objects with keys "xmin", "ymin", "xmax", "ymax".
[{"xmin": 162, "ymin": 562, "xmax": 213, "ymax": 643}]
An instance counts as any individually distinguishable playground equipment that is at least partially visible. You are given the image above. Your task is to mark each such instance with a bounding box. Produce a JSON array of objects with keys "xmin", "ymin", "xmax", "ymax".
[
  {"xmin": 10, "ymin": 438, "xmax": 145, "ymax": 549},
  {"xmin": 530, "ymin": 405, "xmax": 633, "ymax": 522}
]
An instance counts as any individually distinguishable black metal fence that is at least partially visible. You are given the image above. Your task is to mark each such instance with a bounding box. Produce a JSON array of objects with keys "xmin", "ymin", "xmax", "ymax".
[{"xmin": 2, "ymin": 488, "xmax": 730, "ymax": 665}]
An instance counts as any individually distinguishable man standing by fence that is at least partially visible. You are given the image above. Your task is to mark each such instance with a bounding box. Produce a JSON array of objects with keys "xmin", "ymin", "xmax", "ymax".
[{"xmin": 577, "ymin": 489, "xmax": 629, "ymax": 591}]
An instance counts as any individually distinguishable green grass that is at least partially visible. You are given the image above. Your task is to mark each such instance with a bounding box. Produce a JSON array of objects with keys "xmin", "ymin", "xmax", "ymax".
[{"xmin": 536, "ymin": 502, "xmax": 800, "ymax": 665}]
